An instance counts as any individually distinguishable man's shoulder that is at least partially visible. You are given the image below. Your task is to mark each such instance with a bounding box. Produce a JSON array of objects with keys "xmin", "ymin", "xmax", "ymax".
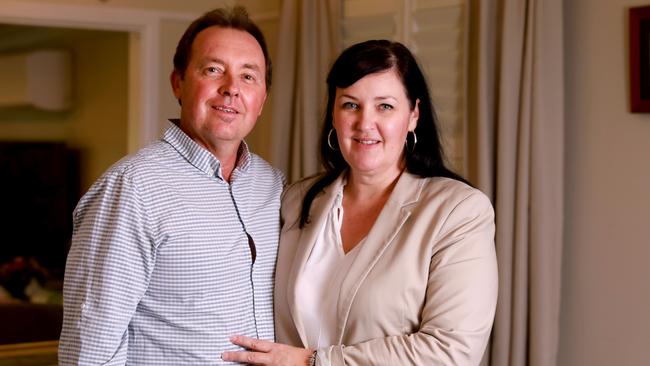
[
  {"xmin": 247, "ymin": 152, "xmax": 286, "ymax": 185},
  {"xmin": 107, "ymin": 140, "xmax": 172, "ymax": 174},
  {"xmin": 86, "ymin": 141, "xmax": 174, "ymax": 193}
]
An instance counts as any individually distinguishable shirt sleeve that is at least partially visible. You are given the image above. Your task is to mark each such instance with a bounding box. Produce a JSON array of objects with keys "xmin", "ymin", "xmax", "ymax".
[
  {"xmin": 315, "ymin": 191, "xmax": 498, "ymax": 366},
  {"xmin": 58, "ymin": 169, "xmax": 155, "ymax": 365}
]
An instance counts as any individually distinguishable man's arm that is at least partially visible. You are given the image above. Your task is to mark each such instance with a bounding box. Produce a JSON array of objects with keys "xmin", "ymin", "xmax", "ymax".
[{"xmin": 59, "ymin": 170, "xmax": 154, "ymax": 365}]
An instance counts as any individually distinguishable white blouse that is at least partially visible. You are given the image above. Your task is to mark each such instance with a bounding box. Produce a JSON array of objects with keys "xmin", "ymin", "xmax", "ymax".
[{"xmin": 294, "ymin": 184, "xmax": 364, "ymax": 349}]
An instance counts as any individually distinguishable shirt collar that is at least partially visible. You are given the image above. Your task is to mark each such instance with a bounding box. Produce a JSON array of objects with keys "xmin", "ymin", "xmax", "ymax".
[
  {"xmin": 162, "ymin": 119, "xmax": 252, "ymax": 179},
  {"xmin": 333, "ymin": 174, "xmax": 347, "ymax": 210}
]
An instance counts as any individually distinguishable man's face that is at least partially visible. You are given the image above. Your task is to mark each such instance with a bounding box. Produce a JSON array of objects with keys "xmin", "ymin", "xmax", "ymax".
[{"xmin": 171, "ymin": 26, "xmax": 267, "ymax": 155}]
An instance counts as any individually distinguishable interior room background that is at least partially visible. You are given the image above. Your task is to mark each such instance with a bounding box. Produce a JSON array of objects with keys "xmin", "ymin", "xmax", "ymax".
[{"xmin": 0, "ymin": 0, "xmax": 648, "ymax": 365}]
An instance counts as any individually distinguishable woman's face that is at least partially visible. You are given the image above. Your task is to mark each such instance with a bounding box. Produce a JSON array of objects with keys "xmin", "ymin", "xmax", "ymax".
[{"xmin": 332, "ymin": 69, "xmax": 419, "ymax": 180}]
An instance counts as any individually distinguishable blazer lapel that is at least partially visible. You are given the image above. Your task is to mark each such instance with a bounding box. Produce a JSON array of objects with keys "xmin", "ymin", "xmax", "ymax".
[
  {"xmin": 286, "ymin": 174, "xmax": 346, "ymax": 346},
  {"xmin": 334, "ymin": 171, "xmax": 424, "ymax": 343}
]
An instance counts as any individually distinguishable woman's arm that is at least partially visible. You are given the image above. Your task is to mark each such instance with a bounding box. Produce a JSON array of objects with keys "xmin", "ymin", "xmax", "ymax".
[{"xmin": 222, "ymin": 336, "xmax": 314, "ymax": 365}]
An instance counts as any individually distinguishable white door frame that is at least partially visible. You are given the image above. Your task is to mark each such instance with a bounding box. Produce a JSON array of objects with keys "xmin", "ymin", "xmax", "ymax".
[{"xmin": 0, "ymin": 1, "xmax": 193, "ymax": 152}]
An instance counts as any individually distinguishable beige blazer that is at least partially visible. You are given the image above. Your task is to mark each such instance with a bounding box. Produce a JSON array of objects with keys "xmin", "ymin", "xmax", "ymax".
[{"xmin": 274, "ymin": 171, "xmax": 498, "ymax": 365}]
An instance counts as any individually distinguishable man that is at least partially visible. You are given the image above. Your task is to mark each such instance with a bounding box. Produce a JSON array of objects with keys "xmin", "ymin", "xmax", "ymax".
[{"xmin": 59, "ymin": 7, "xmax": 285, "ymax": 365}]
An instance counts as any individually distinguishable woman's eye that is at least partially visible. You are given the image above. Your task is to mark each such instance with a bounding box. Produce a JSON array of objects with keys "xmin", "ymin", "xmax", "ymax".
[
  {"xmin": 342, "ymin": 102, "xmax": 359, "ymax": 110},
  {"xmin": 379, "ymin": 103, "xmax": 393, "ymax": 111}
]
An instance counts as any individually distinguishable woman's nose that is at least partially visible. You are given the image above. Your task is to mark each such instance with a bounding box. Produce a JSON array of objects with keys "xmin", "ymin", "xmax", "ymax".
[{"xmin": 356, "ymin": 107, "xmax": 376, "ymax": 131}]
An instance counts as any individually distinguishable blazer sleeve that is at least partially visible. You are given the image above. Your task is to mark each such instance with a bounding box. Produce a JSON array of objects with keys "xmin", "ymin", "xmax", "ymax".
[{"xmin": 316, "ymin": 190, "xmax": 498, "ymax": 366}]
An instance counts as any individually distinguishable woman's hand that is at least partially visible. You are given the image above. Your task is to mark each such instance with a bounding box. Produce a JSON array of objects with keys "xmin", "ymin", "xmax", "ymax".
[{"xmin": 221, "ymin": 335, "xmax": 314, "ymax": 366}]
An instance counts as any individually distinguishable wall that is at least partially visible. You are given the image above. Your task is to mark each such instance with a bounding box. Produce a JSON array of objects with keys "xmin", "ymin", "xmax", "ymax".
[
  {"xmin": 66, "ymin": 30, "xmax": 128, "ymax": 191},
  {"xmin": 0, "ymin": 27, "xmax": 128, "ymax": 192},
  {"xmin": 560, "ymin": 0, "xmax": 650, "ymax": 364}
]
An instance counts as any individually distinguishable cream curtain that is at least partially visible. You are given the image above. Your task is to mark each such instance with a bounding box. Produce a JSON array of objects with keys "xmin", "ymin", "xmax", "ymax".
[
  {"xmin": 467, "ymin": 1, "xmax": 564, "ymax": 365},
  {"xmin": 270, "ymin": 0, "xmax": 341, "ymax": 182}
]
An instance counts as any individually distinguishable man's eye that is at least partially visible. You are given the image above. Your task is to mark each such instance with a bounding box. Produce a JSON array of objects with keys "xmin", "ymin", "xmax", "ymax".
[
  {"xmin": 243, "ymin": 74, "xmax": 255, "ymax": 81},
  {"xmin": 206, "ymin": 67, "xmax": 222, "ymax": 74}
]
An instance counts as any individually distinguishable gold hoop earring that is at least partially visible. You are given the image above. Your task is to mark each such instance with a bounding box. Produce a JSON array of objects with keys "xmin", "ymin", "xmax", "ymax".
[{"xmin": 327, "ymin": 129, "xmax": 338, "ymax": 150}]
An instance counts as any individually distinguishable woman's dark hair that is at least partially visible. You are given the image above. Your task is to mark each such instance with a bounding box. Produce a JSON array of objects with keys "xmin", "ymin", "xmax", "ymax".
[
  {"xmin": 172, "ymin": 6, "xmax": 272, "ymax": 91},
  {"xmin": 300, "ymin": 39, "xmax": 467, "ymax": 227}
]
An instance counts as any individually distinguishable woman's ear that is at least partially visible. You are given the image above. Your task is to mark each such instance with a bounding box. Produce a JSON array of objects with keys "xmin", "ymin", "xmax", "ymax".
[{"xmin": 408, "ymin": 98, "xmax": 420, "ymax": 131}]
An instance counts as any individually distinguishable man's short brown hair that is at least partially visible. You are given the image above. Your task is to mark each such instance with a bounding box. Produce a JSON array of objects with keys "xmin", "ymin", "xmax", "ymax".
[{"xmin": 172, "ymin": 6, "xmax": 272, "ymax": 91}]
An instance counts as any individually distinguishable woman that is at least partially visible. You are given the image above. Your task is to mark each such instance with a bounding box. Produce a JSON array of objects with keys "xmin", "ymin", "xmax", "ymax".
[{"xmin": 222, "ymin": 40, "xmax": 498, "ymax": 365}]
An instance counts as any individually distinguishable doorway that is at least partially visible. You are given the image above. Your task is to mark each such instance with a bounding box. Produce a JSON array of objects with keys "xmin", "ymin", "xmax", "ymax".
[{"xmin": 0, "ymin": 23, "xmax": 129, "ymax": 347}]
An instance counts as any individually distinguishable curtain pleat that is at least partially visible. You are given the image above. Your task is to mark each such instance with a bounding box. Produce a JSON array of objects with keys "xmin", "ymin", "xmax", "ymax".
[
  {"xmin": 468, "ymin": 1, "xmax": 564, "ymax": 365},
  {"xmin": 270, "ymin": 0, "xmax": 341, "ymax": 182}
]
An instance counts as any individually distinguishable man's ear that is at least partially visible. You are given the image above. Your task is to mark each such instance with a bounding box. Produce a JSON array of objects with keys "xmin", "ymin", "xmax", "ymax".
[
  {"xmin": 170, "ymin": 70, "xmax": 182, "ymax": 104},
  {"xmin": 258, "ymin": 92, "xmax": 268, "ymax": 117}
]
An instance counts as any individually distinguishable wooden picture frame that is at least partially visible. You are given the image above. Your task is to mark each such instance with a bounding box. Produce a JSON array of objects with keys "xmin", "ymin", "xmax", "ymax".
[{"xmin": 629, "ymin": 5, "xmax": 650, "ymax": 112}]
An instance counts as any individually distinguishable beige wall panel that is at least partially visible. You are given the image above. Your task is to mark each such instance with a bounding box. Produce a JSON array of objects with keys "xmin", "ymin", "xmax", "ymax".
[{"xmin": 561, "ymin": 0, "xmax": 650, "ymax": 364}]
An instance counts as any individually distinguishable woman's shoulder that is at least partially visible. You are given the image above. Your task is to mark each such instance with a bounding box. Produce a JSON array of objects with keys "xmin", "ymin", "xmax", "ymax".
[
  {"xmin": 281, "ymin": 174, "xmax": 322, "ymax": 203},
  {"xmin": 279, "ymin": 174, "xmax": 323, "ymax": 220},
  {"xmin": 416, "ymin": 175, "xmax": 493, "ymax": 213}
]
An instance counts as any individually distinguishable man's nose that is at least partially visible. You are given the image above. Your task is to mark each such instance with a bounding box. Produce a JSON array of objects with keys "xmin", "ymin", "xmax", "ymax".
[{"xmin": 219, "ymin": 74, "xmax": 240, "ymax": 97}]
